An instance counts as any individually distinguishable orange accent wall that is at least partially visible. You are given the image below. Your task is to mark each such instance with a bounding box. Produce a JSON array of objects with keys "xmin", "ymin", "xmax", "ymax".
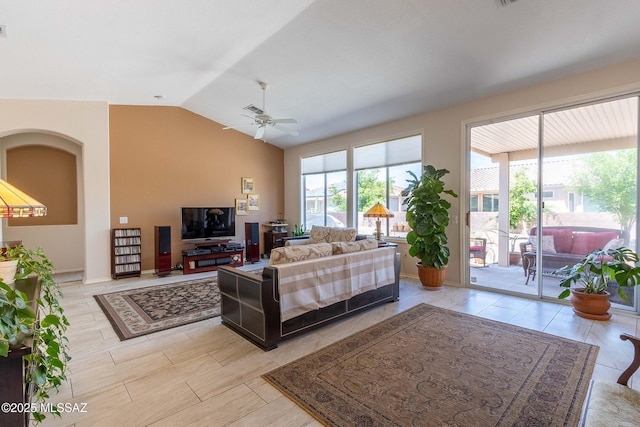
[
  {"xmin": 109, "ymin": 105, "xmax": 284, "ymax": 271},
  {"xmin": 7, "ymin": 144, "xmax": 78, "ymax": 226}
]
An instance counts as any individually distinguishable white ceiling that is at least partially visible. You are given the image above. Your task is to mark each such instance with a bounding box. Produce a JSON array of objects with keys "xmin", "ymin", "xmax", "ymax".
[{"xmin": 2, "ymin": 0, "xmax": 640, "ymax": 148}]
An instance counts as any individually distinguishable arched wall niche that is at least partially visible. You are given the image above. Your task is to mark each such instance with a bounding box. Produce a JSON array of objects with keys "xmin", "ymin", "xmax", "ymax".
[
  {"xmin": 0, "ymin": 99, "xmax": 111, "ymax": 283},
  {"xmin": 0, "ymin": 131, "xmax": 84, "ymax": 274}
]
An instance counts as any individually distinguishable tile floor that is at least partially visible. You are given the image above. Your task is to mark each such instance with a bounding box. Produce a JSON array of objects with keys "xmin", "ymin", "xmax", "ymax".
[{"xmin": 37, "ymin": 267, "xmax": 640, "ymax": 426}]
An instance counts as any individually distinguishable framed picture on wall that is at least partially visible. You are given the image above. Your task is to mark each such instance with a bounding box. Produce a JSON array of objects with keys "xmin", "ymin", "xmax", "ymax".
[
  {"xmin": 248, "ymin": 194, "xmax": 260, "ymax": 211},
  {"xmin": 236, "ymin": 198, "xmax": 248, "ymax": 215},
  {"xmin": 241, "ymin": 177, "xmax": 254, "ymax": 194}
]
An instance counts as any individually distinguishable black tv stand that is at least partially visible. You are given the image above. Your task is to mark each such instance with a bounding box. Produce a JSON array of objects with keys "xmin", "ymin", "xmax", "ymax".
[{"xmin": 183, "ymin": 239, "xmax": 243, "ymax": 274}]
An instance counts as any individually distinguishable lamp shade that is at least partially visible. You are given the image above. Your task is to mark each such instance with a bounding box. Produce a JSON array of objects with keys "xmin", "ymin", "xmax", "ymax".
[
  {"xmin": 0, "ymin": 179, "xmax": 47, "ymax": 218},
  {"xmin": 363, "ymin": 203, "xmax": 394, "ymax": 218}
]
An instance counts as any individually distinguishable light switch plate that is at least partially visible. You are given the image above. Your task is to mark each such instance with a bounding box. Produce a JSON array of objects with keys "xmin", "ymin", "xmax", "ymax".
[{"xmin": 119, "ymin": 216, "xmax": 128, "ymax": 224}]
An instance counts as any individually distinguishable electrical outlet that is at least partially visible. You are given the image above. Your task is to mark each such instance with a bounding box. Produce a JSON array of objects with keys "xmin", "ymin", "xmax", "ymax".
[{"xmin": 119, "ymin": 216, "xmax": 128, "ymax": 224}]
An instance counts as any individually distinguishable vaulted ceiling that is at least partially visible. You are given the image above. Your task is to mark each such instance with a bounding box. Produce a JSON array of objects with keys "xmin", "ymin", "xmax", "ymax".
[{"xmin": 2, "ymin": 0, "xmax": 640, "ymax": 148}]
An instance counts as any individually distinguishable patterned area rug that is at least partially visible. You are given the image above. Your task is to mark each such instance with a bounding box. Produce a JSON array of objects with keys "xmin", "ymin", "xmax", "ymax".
[
  {"xmin": 263, "ymin": 303, "xmax": 598, "ymax": 427},
  {"xmin": 94, "ymin": 277, "xmax": 221, "ymax": 340}
]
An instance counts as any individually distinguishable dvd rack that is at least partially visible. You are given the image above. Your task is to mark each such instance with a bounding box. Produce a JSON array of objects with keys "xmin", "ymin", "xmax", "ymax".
[{"xmin": 112, "ymin": 228, "xmax": 142, "ymax": 279}]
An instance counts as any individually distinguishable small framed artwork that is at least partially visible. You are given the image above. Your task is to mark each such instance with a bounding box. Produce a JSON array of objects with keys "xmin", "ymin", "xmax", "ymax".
[
  {"xmin": 241, "ymin": 177, "xmax": 255, "ymax": 194},
  {"xmin": 248, "ymin": 194, "xmax": 260, "ymax": 211},
  {"xmin": 235, "ymin": 198, "xmax": 248, "ymax": 215}
]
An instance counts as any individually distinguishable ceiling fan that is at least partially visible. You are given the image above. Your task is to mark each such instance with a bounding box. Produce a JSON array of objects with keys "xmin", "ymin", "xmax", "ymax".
[{"xmin": 223, "ymin": 81, "xmax": 299, "ymax": 140}]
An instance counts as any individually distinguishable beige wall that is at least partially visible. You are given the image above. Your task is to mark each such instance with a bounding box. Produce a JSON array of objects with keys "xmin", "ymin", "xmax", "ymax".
[
  {"xmin": 284, "ymin": 57, "xmax": 640, "ymax": 286},
  {"xmin": 109, "ymin": 106, "xmax": 284, "ymax": 271},
  {"xmin": 0, "ymin": 99, "xmax": 107, "ymax": 282},
  {"xmin": 0, "ymin": 134, "xmax": 84, "ymax": 273}
]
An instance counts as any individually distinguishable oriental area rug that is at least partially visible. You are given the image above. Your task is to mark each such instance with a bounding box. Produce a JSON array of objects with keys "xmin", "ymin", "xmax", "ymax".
[
  {"xmin": 94, "ymin": 277, "xmax": 222, "ymax": 340},
  {"xmin": 263, "ymin": 303, "xmax": 598, "ymax": 427}
]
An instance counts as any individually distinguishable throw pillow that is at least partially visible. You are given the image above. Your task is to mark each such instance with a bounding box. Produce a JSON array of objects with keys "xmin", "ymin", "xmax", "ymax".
[
  {"xmin": 535, "ymin": 228, "xmax": 573, "ymax": 253},
  {"xmin": 308, "ymin": 225, "xmax": 357, "ymax": 244},
  {"xmin": 531, "ymin": 235, "xmax": 556, "ymax": 253},
  {"xmin": 269, "ymin": 242, "xmax": 333, "ymax": 265},
  {"xmin": 331, "ymin": 239, "xmax": 378, "ymax": 255},
  {"xmin": 603, "ymin": 238, "xmax": 625, "ymax": 251}
]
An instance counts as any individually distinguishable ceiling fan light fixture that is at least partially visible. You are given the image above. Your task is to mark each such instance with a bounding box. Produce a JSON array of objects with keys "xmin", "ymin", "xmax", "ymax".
[{"xmin": 223, "ymin": 81, "xmax": 298, "ymax": 140}]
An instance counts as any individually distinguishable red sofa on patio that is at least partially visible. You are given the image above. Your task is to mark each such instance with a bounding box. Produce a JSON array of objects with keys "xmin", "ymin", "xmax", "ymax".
[{"xmin": 519, "ymin": 226, "xmax": 623, "ymax": 274}]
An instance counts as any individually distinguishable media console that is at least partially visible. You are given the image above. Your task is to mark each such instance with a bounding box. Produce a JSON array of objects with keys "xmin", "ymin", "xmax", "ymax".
[{"xmin": 182, "ymin": 239, "xmax": 244, "ymax": 274}]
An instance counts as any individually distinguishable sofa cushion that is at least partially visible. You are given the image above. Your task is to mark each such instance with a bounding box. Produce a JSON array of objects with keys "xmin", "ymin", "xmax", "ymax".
[
  {"xmin": 581, "ymin": 380, "xmax": 640, "ymax": 427},
  {"xmin": 571, "ymin": 231, "xmax": 619, "ymax": 255},
  {"xmin": 269, "ymin": 243, "xmax": 333, "ymax": 265},
  {"xmin": 308, "ymin": 225, "xmax": 357, "ymax": 244},
  {"xmin": 331, "ymin": 239, "xmax": 378, "ymax": 255}
]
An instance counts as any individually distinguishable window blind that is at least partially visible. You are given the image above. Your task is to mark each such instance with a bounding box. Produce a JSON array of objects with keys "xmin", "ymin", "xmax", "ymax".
[
  {"xmin": 302, "ymin": 150, "xmax": 346, "ymax": 175},
  {"xmin": 354, "ymin": 135, "xmax": 421, "ymax": 170}
]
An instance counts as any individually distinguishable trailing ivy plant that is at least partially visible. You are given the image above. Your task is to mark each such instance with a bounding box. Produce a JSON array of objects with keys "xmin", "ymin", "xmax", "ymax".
[{"xmin": 0, "ymin": 245, "xmax": 71, "ymax": 424}]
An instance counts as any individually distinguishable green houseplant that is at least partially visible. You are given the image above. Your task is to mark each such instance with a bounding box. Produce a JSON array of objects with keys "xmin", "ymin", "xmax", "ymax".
[
  {"xmin": 555, "ymin": 247, "xmax": 640, "ymax": 320},
  {"xmin": 402, "ymin": 165, "xmax": 458, "ymax": 288},
  {"xmin": 507, "ymin": 168, "xmax": 537, "ymax": 265},
  {"xmin": 0, "ymin": 245, "xmax": 71, "ymax": 423},
  {"xmin": 292, "ymin": 224, "xmax": 306, "ymax": 237}
]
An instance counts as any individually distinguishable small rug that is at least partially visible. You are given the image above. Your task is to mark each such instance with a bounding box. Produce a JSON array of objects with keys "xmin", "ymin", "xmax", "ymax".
[
  {"xmin": 263, "ymin": 303, "xmax": 598, "ymax": 427},
  {"xmin": 94, "ymin": 277, "xmax": 222, "ymax": 340}
]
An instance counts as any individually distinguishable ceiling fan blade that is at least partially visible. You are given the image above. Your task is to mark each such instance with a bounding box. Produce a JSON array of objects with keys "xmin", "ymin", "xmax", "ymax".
[
  {"xmin": 272, "ymin": 118, "xmax": 297, "ymax": 124},
  {"xmin": 273, "ymin": 124, "xmax": 299, "ymax": 136},
  {"xmin": 254, "ymin": 126, "xmax": 265, "ymax": 140},
  {"xmin": 223, "ymin": 123, "xmax": 255, "ymax": 130}
]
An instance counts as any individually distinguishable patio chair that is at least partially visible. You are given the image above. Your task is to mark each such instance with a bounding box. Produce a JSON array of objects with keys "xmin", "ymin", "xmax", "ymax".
[{"xmin": 470, "ymin": 237, "xmax": 487, "ymax": 266}]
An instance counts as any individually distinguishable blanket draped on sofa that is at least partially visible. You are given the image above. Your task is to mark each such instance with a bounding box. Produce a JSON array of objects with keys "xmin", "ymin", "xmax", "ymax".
[{"xmin": 276, "ymin": 246, "xmax": 396, "ymax": 321}]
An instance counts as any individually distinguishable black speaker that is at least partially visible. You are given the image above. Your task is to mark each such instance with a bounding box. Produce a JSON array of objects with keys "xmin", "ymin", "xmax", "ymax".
[
  {"xmin": 245, "ymin": 222, "xmax": 260, "ymax": 262},
  {"xmin": 155, "ymin": 226, "xmax": 171, "ymax": 276},
  {"xmin": 246, "ymin": 222, "xmax": 259, "ymax": 244}
]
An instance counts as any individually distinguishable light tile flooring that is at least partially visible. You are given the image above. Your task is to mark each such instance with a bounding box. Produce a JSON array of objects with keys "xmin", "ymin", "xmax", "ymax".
[{"xmin": 38, "ymin": 267, "xmax": 640, "ymax": 427}]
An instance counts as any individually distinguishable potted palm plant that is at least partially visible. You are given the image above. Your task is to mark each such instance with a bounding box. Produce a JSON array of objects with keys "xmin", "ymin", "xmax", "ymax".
[
  {"xmin": 0, "ymin": 245, "xmax": 70, "ymax": 424},
  {"xmin": 402, "ymin": 164, "xmax": 458, "ymax": 289},
  {"xmin": 555, "ymin": 247, "xmax": 640, "ymax": 320}
]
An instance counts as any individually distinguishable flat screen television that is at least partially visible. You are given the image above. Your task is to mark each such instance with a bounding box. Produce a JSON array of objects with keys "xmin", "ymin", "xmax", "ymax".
[{"xmin": 181, "ymin": 207, "xmax": 236, "ymax": 240}]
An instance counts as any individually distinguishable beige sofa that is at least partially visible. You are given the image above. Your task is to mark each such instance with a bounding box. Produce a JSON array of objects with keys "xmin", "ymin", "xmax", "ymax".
[{"xmin": 218, "ymin": 226, "xmax": 400, "ymax": 350}]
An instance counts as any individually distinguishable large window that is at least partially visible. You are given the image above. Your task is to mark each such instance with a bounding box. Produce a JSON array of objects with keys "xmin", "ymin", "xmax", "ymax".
[
  {"xmin": 302, "ymin": 151, "xmax": 347, "ymax": 230},
  {"xmin": 354, "ymin": 135, "xmax": 422, "ymax": 238}
]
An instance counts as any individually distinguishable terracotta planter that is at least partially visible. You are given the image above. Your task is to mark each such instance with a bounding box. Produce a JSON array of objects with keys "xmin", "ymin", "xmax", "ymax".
[
  {"xmin": 509, "ymin": 252, "xmax": 521, "ymax": 266},
  {"xmin": 417, "ymin": 263, "xmax": 447, "ymax": 290},
  {"xmin": 569, "ymin": 289, "xmax": 611, "ymax": 320}
]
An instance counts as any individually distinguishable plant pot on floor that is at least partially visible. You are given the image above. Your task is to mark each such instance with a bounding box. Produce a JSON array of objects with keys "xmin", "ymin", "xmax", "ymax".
[
  {"xmin": 417, "ymin": 263, "xmax": 447, "ymax": 290},
  {"xmin": 569, "ymin": 288, "xmax": 611, "ymax": 321},
  {"xmin": 509, "ymin": 252, "xmax": 521, "ymax": 266}
]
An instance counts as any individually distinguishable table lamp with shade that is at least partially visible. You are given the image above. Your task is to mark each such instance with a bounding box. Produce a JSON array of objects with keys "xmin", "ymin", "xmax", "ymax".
[
  {"xmin": 363, "ymin": 202, "xmax": 394, "ymax": 241},
  {"xmin": 0, "ymin": 178, "xmax": 47, "ymax": 218},
  {"xmin": 0, "ymin": 178, "xmax": 47, "ymax": 283}
]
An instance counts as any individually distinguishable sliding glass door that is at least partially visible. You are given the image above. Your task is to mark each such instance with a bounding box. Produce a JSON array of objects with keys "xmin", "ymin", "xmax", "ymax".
[
  {"xmin": 468, "ymin": 115, "xmax": 539, "ymax": 296},
  {"xmin": 467, "ymin": 95, "xmax": 639, "ymax": 310},
  {"xmin": 539, "ymin": 97, "xmax": 638, "ymax": 310}
]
